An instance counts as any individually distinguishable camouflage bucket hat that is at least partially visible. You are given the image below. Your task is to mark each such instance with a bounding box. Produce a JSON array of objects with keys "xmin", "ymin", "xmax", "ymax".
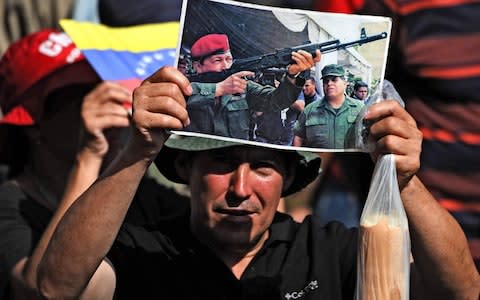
[
  {"xmin": 154, "ymin": 134, "xmax": 321, "ymax": 197},
  {"xmin": 321, "ymin": 64, "xmax": 345, "ymax": 78}
]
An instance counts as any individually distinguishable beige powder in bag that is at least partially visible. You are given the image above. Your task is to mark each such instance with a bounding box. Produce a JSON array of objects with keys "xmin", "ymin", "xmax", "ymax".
[{"xmin": 357, "ymin": 217, "xmax": 409, "ymax": 300}]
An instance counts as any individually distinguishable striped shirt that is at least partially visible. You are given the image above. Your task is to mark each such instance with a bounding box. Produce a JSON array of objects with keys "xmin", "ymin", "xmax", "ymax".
[{"xmin": 314, "ymin": 0, "xmax": 480, "ymax": 261}]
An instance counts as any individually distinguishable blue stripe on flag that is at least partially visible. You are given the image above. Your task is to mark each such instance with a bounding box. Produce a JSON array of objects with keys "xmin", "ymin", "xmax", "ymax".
[{"xmin": 82, "ymin": 48, "xmax": 176, "ymax": 80}]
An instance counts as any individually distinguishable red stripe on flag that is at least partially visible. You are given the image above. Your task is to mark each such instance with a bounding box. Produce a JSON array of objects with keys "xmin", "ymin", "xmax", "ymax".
[
  {"xmin": 115, "ymin": 78, "xmax": 143, "ymax": 92},
  {"xmin": 114, "ymin": 78, "xmax": 143, "ymax": 113}
]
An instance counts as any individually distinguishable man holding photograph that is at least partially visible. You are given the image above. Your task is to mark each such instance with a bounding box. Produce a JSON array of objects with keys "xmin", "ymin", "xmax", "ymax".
[
  {"xmin": 293, "ymin": 64, "xmax": 364, "ymax": 149},
  {"xmin": 37, "ymin": 66, "xmax": 479, "ymax": 300},
  {"xmin": 184, "ymin": 33, "xmax": 320, "ymax": 140}
]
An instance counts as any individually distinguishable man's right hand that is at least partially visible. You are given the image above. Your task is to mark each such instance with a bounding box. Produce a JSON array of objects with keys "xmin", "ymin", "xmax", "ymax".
[
  {"xmin": 215, "ymin": 71, "xmax": 254, "ymax": 96},
  {"xmin": 81, "ymin": 81, "xmax": 131, "ymax": 158},
  {"xmin": 128, "ymin": 66, "xmax": 192, "ymax": 160}
]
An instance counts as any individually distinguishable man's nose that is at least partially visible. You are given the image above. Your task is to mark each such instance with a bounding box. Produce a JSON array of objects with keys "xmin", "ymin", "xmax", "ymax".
[
  {"xmin": 229, "ymin": 163, "xmax": 252, "ymax": 199},
  {"xmin": 220, "ymin": 59, "xmax": 230, "ymax": 70}
]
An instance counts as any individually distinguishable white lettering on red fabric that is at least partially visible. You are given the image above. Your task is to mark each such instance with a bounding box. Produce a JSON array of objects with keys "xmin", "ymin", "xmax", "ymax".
[{"xmin": 38, "ymin": 32, "xmax": 81, "ymax": 63}]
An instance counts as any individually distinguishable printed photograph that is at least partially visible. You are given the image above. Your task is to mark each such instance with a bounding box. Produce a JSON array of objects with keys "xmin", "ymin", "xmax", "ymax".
[{"xmin": 172, "ymin": 0, "xmax": 392, "ymax": 152}]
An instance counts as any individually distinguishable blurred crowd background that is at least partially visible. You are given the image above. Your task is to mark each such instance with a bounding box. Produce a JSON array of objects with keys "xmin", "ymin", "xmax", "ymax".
[
  {"xmin": 0, "ymin": 0, "xmax": 314, "ymax": 57},
  {"xmin": 1, "ymin": 0, "xmax": 479, "ymax": 272}
]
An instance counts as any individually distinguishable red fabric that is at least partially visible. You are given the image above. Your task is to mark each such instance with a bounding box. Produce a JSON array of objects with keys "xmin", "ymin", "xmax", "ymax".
[
  {"xmin": 0, "ymin": 29, "xmax": 89, "ymax": 125},
  {"xmin": 190, "ymin": 33, "xmax": 230, "ymax": 59},
  {"xmin": 0, "ymin": 106, "xmax": 34, "ymax": 125},
  {"xmin": 0, "ymin": 60, "xmax": 100, "ymax": 126},
  {"xmin": 314, "ymin": 0, "xmax": 365, "ymax": 13}
]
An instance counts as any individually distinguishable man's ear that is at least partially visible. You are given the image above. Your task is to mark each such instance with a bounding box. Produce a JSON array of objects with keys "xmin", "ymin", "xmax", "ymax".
[
  {"xmin": 192, "ymin": 61, "xmax": 202, "ymax": 73},
  {"xmin": 174, "ymin": 152, "xmax": 192, "ymax": 182}
]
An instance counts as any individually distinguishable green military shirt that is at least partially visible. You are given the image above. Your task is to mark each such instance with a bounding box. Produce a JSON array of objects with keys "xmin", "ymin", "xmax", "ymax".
[
  {"xmin": 185, "ymin": 77, "xmax": 303, "ymax": 140},
  {"xmin": 294, "ymin": 96, "xmax": 364, "ymax": 149}
]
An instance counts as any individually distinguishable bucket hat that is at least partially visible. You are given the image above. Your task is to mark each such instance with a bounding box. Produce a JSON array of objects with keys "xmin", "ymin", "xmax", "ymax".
[{"xmin": 154, "ymin": 134, "xmax": 321, "ymax": 197}]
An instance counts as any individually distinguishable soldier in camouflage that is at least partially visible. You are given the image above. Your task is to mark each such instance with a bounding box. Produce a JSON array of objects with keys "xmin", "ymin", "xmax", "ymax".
[{"xmin": 185, "ymin": 33, "xmax": 320, "ymax": 140}]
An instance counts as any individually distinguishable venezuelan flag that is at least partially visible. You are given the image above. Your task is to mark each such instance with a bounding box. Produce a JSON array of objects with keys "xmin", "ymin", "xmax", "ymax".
[{"xmin": 60, "ymin": 20, "xmax": 179, "ymax": 91}]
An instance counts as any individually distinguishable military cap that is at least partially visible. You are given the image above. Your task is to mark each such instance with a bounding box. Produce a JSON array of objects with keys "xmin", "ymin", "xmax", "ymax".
[
  {"xmin": 321, "ymin": 64, "xmax": 346, "ymax": 78},
  {"xmin": 191, "ymin": 34, "xmax": 230, "ymax": 60}
]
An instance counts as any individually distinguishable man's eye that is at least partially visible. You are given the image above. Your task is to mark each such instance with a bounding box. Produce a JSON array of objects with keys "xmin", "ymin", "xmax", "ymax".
[
  {"xmin": 211, "ymin": 153, "xmax": 228, "ymax": 161},
  {"xmin": 251, "ymin": 161, "xmax": 278, "ymax": 174},
  {"xmin": 208, "ymin": 157, "xmax": 236, "ymax": 173}
]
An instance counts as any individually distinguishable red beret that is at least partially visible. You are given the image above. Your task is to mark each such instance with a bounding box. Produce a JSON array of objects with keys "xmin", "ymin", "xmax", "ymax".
[
  {"xmin": 190, "ymin": 34, "xmax": 230, "ymax": 60},
  {"xmin": 0, "ymin": 29, "xmax": 99, "ymax": 126}
]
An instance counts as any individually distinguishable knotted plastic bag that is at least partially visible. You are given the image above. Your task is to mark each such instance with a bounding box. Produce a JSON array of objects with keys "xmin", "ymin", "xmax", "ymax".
[
  {"xmin": 354, "ymin": 81, "xmax": 411, "ymax": 300},
  {"xmin": 352, "ymin": 80, "xmax": 404, "ymax": 152}
]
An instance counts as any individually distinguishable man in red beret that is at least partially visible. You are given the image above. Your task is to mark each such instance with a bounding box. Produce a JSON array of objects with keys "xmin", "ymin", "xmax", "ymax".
[{"xmin": 185, "ymin": 33, "xmax": 320, "ymax": 140}]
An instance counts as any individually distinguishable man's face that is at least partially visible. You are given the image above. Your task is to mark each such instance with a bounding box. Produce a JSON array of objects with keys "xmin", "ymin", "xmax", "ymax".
[
  {"xmin": 185, "ymin": 146, "xmax": 291, "ymax": 251},
  {"xmin": 27, "ymin": 84, "xmax": 91, "ymax": 197},
  {"xmin": 322, "ymin": 76, "xmax": 347, "ymax": 99},
  {"xmin": 355, "ymin": 86, "xmax": 368, "ymax": 100},
  {"xmin": 194, "ymin": 52, "xmax": 233, "ymax": 74},
  {"xmin": 303, "ymin": 79, "xmax": 316, "ymax": 97}
]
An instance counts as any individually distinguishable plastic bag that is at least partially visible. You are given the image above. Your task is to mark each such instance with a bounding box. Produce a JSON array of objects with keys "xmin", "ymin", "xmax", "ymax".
[
  {"xmin": 354, "ymin": 80, "xmax": 411, "ymax": 300},
  {"xmin": 355, "ymin": 154, "xmax": 410, "ymax": 300},
  {"xmin": 352, "ymin": 80, "xmax": 405, "ymax": 152}
]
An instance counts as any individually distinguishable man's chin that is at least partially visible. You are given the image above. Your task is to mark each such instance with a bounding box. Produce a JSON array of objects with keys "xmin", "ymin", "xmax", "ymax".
[{"xmin": 213, "ymin": 224, "xmax": 257, "ymax": 247}]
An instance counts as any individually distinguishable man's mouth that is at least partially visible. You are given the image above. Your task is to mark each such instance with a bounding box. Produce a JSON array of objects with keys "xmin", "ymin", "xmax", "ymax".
[{"xmin": 215, "ymin": 208, "xmax": 253, "ymax": 216}]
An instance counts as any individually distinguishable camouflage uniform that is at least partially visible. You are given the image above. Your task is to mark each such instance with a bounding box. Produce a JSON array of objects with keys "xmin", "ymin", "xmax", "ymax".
[
  {"xmin": 186, "ymin": 78, "xmax": 303, "ymax": 140},
  {"xmin": 294, "ymin": 96, "xmax": 364, "ymax": 149}
]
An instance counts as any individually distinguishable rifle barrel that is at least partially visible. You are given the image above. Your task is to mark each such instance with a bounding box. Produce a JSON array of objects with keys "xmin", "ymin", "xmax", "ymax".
[
  {"xmin": 186, "ymin": 32, "xmax": 388, "ymax": 83},
  {"xmin": 320, "ymin": 32, "xmax": 387, "ymax": 54}
]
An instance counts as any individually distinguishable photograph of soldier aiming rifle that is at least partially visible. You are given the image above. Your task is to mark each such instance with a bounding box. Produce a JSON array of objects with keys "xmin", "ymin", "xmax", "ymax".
[
  {"xmin": 174, "ymin": 0, "xmax": 390, "ymax": 149},
  {"xmin": 187, "ymin": 31, "xmax": 387, "ymax": 84}
]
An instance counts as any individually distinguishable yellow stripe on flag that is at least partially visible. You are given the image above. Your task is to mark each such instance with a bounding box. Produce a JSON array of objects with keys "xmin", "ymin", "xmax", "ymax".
[{"xmin": 60, "ymin": 19, "xmax": 179, "ymax": 52}]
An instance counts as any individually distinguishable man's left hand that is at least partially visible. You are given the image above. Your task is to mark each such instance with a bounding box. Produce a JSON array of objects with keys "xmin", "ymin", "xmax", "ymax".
[
  {"xmin": 365, "ymin": 100, "xmax": 423, "ymax": 190},
  {"xmin": 287, "ymin": 49, "xmax": 321, "ymax": 76}
]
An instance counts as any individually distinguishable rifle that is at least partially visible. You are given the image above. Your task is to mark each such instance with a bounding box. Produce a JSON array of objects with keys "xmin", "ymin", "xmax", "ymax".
[{"xmin": 187, "ymin": 31, "xmax": 387, "ymax": 83}]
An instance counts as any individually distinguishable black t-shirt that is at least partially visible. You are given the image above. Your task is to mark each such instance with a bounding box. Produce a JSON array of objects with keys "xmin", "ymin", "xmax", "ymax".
[
  {"xmin": 0, "ymin": 177, "xmax": 189, "ymax": 299},
  {"xmin": 0, "ymin": 180, "xmax": 53, "ymax": 299},
  {"xmin": 108, "ymin": 212, "xmax": 358, "ymax": 300},
  {"xmin": 0, "ymin": 181, "xmax": 52, "ymax": 268}
]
